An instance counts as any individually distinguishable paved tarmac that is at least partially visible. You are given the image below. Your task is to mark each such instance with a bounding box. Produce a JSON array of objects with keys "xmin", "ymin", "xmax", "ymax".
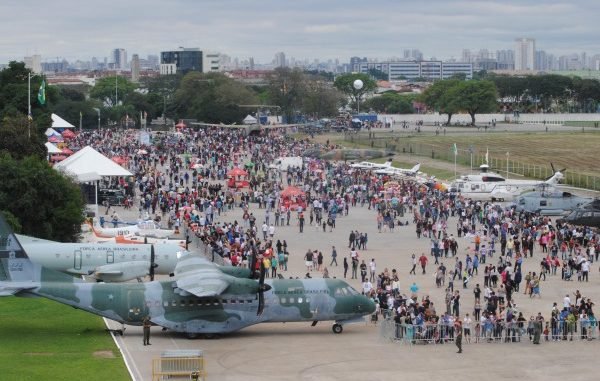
[{"xmin": 103, "ymin": 198, "xmax": 600, "ymax": 381}]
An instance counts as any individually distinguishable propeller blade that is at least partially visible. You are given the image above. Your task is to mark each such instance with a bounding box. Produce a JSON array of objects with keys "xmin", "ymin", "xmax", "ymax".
[
  {"xmin": 550, "ymin": 162, "xmax": 556, "ymax": 174},
  {"xmin": 149, "ymin": 245, "xmax": 155, "ymax": 281}
]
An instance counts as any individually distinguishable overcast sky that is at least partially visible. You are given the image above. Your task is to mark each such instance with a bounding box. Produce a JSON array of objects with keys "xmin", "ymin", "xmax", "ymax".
[{"xmin": 1, "ymin": 0, "xmax": 598, "ymax": 64}]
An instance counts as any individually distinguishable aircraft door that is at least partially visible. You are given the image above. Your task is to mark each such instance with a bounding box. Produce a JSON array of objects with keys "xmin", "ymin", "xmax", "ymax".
[
  {"xmin": 106, "ymin": 250, "xmax": 114, "ymax": 264},
  {"xmin": 127, "ymin": 290, "xmax": 148, "ymax": 321},
  {"xmin": 74, "ymin": 250, "xmax": 82, "ymax": 270}
]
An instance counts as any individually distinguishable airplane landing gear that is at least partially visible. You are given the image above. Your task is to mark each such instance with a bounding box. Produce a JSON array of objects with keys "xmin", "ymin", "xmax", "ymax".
[{"xmin": 332, "ymin": 324, "xmax": 343, "ymax": 334}]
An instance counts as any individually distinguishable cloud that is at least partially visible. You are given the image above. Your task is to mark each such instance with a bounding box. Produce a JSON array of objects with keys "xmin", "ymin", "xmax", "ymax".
[{"xmin": 0, "ymin": 0, "xmax": 598, "ymax": 64}]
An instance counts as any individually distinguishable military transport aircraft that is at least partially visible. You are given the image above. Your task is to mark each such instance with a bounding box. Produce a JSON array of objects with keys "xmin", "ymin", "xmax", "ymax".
[
  {"xmin": 17, "ymin": 234, "xmax": 187, "ymax": 282},
  {"xmin": 0, "ymin": 216, "xmax": 375, "ymax": 337},
  {"xmin": 564, "ymin": 199, "xmax": 600, "ymax": 228}
]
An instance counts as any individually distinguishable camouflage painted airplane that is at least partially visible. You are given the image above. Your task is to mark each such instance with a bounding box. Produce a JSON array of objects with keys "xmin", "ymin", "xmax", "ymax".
[
  {"xmin": 304, "ymin": 148, "xmax": 394, "ymax": 161},
  {"xmin": 0, "ymin": 216, "xmax": 375, "ymax": 337}
]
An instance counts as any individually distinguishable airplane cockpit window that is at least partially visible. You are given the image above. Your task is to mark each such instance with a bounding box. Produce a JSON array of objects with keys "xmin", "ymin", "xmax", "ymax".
[
  {"xmin": 346, "ymin": 287, "xmax": 359, "ymax": 295},
  {"xmin": 518, "ymin": 198, "xmax": 525, "ymax": 205},
  {"xmin": 334, "ymin": 287, "xmax": 350, "ymax": 296},
  {"xmin": 540, "ymin": 200, "xmax": 547, "ymax": 206}
]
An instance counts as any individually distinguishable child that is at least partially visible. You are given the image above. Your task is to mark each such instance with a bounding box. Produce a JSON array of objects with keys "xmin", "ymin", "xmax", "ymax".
[{"xmin": 543, "ymin": 322, "xmax": 550, "ymax": 341}]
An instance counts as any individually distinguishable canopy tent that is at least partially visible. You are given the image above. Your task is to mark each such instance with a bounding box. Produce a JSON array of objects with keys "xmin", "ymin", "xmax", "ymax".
[
  {"xmin": 227, "ymin": 167, "xmax": 248, "ymax": 177},
  {"xmin": 45, "ymin": 128, "xmax": 61, "ymax": 137},
  {"xmin": 48, "ymin": 135, "xmax": 64, "ymax": 143},
  {"xmin": 51, "ymin": 113, "xmax": 76, "ymax": 130},
  {"xmin": 175, "ymin": 120, "xmax": 187, "ymax": 129},
  {"xmin": 45, "ymin": 142, "xmax": 62, "ymax": 154},
  {"xmin": 54, "ymin": 146, "xmax": 133, "ymax": 180},
  {"xmin": 61, "ymin": 147, "xmax": 74, "ymax": 155},
  {"xmin": 61, "ymin": 129, "xmax": 76, "ymax": 139},
  {"xmin": 111, "ymin": 156, "xmax": 128, "ymax": 165},
  {"xmin": 281, "ymin": 186, "xmax": 304, "ymax": 198},
  {"xmin": 243, "ymin": 115, "xmax": 257, "ymax": 125}
]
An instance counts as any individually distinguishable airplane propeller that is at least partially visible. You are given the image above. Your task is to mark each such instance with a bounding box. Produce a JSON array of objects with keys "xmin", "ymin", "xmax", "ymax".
[
  {"xmin": 149, "ymin": 245, "xmax": 156, "ymax": 281},
  {"xmin": 256, "ymin": 260, "xmax": 271, "ymax": 316},
  {"xmin": 547, "ymin": 162, "xmax": 567, "ymax": 181}
]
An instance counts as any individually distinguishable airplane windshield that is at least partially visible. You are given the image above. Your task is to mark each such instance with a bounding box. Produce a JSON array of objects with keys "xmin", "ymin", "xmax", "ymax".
[{"xmin": 346, "ymin": 287, "xmax": 360, "ymax": 295}]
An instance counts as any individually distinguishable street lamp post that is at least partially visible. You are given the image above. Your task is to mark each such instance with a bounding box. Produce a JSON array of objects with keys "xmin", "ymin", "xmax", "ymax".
[
  {"xmin": 93, "ymin": 108, "xmax": 101, "ymax": 129},
  {"xmin": 353, "ymin": 79, "xmax": 364, "ymax": 114}
]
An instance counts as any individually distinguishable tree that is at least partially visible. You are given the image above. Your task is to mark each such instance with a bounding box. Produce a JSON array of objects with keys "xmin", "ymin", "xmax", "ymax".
[
  {"xmin": 367, "ymin": 68, "xmax": 388, "ymax": 81},
  {"xmin": 333, "ymin": 73, "xmax": 377, "ymax": 113},
  {"xmin": 173, "ymin": 72, "xmax": 257, "ymax": 124},
  {"xmin": 453, "ymin": 80, "xmax": 498, "ymax": 125},
  {"xmin": 364, "ymin": 92, "xmax": 415, "ymax": 114},
  {"xmin": 90, "ymin": 75, "xmax": 137, "ymax": 108},
  {"xmin": 267, "ymin": 68, "xmax": 307, "ymax": 123},
  {"xmin": 0, "ymin": 153, "xmax": 85, "ymax": 241},
  {"xmin": 420, "ymin": 79, "xmax": 461, "ymax": 125},
  {"xmin": 0, "ymin": 115, "xmax": 46, "ymax": 160},
  {"xmin": 302, "ymin": 78, "xmax": 344, "ymax": 118}
]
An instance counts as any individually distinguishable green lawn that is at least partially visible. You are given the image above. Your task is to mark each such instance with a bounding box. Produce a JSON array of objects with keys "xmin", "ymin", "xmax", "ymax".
[{"xmin": 0, "ymin": 298, "xmax": 129, "ymax": 381}]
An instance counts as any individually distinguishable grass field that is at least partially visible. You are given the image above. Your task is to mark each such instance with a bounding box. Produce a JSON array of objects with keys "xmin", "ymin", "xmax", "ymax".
[
  {"xmin": 0, "ymin": 297, "xmax": 129, "ymax": 381},
  {"xmin": 345, "ymin": 131, "xmax": 600, "ymax": 177}
]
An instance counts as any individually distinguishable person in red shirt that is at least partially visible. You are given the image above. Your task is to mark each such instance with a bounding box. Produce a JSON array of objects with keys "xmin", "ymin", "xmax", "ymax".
[{"xmin": 419, "ymin": 253, "xmax": 429, "ymax": 274}]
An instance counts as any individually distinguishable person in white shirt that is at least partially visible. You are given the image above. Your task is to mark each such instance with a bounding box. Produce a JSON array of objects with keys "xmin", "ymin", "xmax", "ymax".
[
  {"xmin": 362, "ymin": 280, "xmax": 373, "ymax": 295},
  {"xmin": 261, "ymin": 222, "xmax": 268, "ymax": 240},
  {"xmin": 268, "ymin": 224, "xmax": 275, "ymax": 239},
  {"xmin": 563, "ymin": 294, "xmax": 571, "ymax": 308},
  {"xmin": 369, "ymin": 259, "xmax": 376, "ymax": 282},
  {"xmin": 463, "ymin": 314, "xmax": 473, "ymax": 343}
]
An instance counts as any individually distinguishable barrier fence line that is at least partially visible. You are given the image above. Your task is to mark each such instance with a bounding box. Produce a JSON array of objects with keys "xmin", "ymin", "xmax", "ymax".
[
  {"xmin": 345, "ymin": 134, "xmax": 600, "ymax": 191},
  {"xmin": 379, "ymin": 319, "xmax": 599, "ymax": 345}
]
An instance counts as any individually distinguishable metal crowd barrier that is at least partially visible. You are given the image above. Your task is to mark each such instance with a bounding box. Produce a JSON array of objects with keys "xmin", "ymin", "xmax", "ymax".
[
  {"xmin": 380, "ymin": 319, "xmax": 599, "ymax": 345},
  {"xmin": 152, "ymin": 350, "xmax": 206, "ymax": 380}
]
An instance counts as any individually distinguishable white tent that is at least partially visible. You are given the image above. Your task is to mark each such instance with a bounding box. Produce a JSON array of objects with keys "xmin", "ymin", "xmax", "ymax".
[
  {"xmin": 51, "ymin": 113, "xmax": 76, "ymax": 130},
  {"xmin": 45, "ymin": 128, "xmax": 61, "ymax": 137},
  {"xmin": 45, "ymin": 142, "xmax": 62, "ymax": 154},
  {"xmin": 243, "ymin": 115, "xmax": 257, "ymax": 125},
  {"xmin": 54, "ymin": 146, "xmax": 133, "ymax": 180}
]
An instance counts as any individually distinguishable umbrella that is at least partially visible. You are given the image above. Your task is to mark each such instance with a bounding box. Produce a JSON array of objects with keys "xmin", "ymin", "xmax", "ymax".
[
  {"xmin": 48, "ymin": 135, "xmax": 64, "ymax": 143},
  {"xmin": 61, "ymin": 129, "xmax": 76, "ymax": 139},
  {"xmin": 192, "ymin": 163, "xmax": 204, "ymax": 169},
  {"xmin": 137, "ymin": 149, "xmax": 148, "ymax": 155},
  {"xmin": 51, "ymin": 155, "xmax": 68, "ymax": 162},
  {"xmin": 244, "ymin": 161, "xmax": 255, "ymax": 168},
  {"xmin": 61, "ymin": 147, "xmax": 74, "ymax": 155}
]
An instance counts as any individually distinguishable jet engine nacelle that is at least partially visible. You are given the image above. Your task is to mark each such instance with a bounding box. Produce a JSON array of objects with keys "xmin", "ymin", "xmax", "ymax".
[{"xmin": 94, "ymin": 261, "xmax": 150, "ymax": 282}]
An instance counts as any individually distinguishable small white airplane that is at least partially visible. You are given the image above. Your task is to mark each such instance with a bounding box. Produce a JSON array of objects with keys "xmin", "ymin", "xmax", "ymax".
[
  {"xmin": 374, "ymin": 163, "xmax": 421, "ymax": 176},
  {"xmin": 87, "ymin": 219, "xmax": 175, "ymax": 239},
  {"xmin": 82, "ymin": 232, "xmax": 187, "ymax": 249},
  {"xmin": 350, "ymin": 159, "xmax": 393, "ymax": 170},
  {"xmin": 17, "ymin": 234, "xmax": 188, "ymax": 282}
]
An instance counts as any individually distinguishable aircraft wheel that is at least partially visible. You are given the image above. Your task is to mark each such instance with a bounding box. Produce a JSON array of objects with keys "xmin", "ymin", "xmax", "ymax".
[
  {"xmin": 332, "ymin": 324, "xmax": 343, "ymax": 334},
  {"xmin": 186, "ymin": 332, "xmax": 199, "ymax": 340}
]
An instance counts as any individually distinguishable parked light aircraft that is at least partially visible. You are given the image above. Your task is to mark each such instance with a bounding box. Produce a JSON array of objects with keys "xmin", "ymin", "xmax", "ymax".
[
  {"xmin": 374, "ymin": 163, "xmax": 421, "ymax": 177},
  {"xmin": 0, "ymin": 217, "xmax": 375, "ymax": 337},
  {"xmin": 514, "ymin": 185, "xmax": 592, "ymax": 216},
  {"xmin": 87, "ymin": 219, "xmax": 174, "ymax": 239},
  {"xmin": 450, "ymin": 164, "xmax": 564, "ymax": 201},
  {"xmin": 350, "ymin": 159, "xmax": 393, "ymax": 170},
  {"xmin": 82, "ymin": 231, "xmax": 187, "ymax": 249},
  {"xmin": 17, "ymin": 234, "xmax": 186, "ymax": 282}
]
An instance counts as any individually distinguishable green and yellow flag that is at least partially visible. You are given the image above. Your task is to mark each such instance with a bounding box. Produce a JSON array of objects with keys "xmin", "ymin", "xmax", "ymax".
[{"xmin": 37, "ymin": 80, "xmax": 46, "ymax": 105}]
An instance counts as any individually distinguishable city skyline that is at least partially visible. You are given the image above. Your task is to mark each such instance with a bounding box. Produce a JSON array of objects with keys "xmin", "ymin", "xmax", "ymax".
[{"xmin": 2, "ymin": 0, "xmax": 599, "ymax": 65}]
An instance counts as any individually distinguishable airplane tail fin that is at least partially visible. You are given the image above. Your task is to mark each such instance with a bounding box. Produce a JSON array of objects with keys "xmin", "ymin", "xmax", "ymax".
[
  {"xmin": 384, "ymin": 159, "xmax": 392, "ymax": 167},
  {"xmin": 410, "ymin": 163, "xmax": 421, "ymax": 173},
  {"xmin": 0, "ymin": 214, "xmax": 38, "ymax": 290},
  {"xmin": 545, "ymin": 171, "xmax": 564, "ymax": 185}
]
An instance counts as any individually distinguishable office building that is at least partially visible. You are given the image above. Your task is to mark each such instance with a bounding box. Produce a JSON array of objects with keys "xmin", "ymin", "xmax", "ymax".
[
  {"xmin": 24, "ymin": 54, "xmax": 42, "ymax": 74},
  {"xmin": 131, "ymin": 54, "xmax": 140, "ymax": 82},
  {"xmin": 274, "ymin": 52, "xmax": 286, "ymax": 68},
  {"xmin": 160, "ymin": 48, "xmax": 202, "ymax": 75},
  {"xmin": 203, "ymin": 51, "xmax": 220, "ymax": 72},
  {"xmin": 112, "ymin": 48, "xmax": 127, "ymax": 70},
  {"xmin": 514, "ymin": 38, "xmax": 535, "ymax": 70},
  {"xmin": 353, "ymin": 60, "xmax": 472, "ymax": 81}
]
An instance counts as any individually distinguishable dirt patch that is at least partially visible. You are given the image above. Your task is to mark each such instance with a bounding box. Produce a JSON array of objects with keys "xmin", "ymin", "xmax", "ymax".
[{"xmin": 93, "ymin": 350, "xmax": 116, "ymax": 358}]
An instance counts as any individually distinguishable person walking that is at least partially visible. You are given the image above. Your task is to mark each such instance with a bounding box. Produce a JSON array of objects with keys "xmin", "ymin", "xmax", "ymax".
[
  {"xmin": 343, "ymin": 257, "xmax": 349, "ymax": 278},
  {"xmin": 455, "ymin": 321, "xmax": 463, "ymax": 353},
  {"xmin": 409, "ymin": 254, "xmax": 417, "ymax": 275},
  {"xmin": 330, "ymin": 246, "xmax": 338, "ymax": 266},
  {"xmin": 419, "ymin": 253, "xmax": 428, "ymax": 274},
  {"xmin": 143, "ymin": 316, "xmax": 152, "ymax": 346}
]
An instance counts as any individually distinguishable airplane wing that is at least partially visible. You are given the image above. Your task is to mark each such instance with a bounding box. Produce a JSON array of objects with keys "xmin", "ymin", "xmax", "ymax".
[{"xmin": 173, "ymin": 255, "xmax": 231, "ymax": 297}]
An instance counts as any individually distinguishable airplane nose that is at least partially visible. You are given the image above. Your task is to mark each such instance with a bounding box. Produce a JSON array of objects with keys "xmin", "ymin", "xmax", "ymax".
[{"xmin": 356, "ymin": 295, "xmax": 376, "ymax": 314}]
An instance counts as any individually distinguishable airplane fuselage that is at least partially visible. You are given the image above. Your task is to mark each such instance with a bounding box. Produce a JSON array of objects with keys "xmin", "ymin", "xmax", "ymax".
[{"xmin": 25, "ymin": 276, "xmax": 374, "ymax": 334}]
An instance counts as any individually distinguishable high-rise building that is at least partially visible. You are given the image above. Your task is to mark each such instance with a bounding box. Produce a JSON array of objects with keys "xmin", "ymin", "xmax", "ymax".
[
  {"xmin": 496, "ymin": 49, "xmax": 515, "ymax": 70},
  {"xmin": 203, "ymin": 51, "xmax": 220, "ymax": 72},
  {"xmin": 131, "ymin": 54, "xmax": 140, "ymax": 82},
  {"xmin": 160, "ymin": 48, "xmax": 201, "ymax": 75},
  {"xmin": 249, "ymin": 57, "xmax": 255, "ymax": 70},
  {"xmin": 514, "ymin": 38, "xmax": 535, "ymax": 71},
  {"xmin": 24, "ymin": 54, "xmax": 42, "ymax": 74},
  {"xmin": 274, "ymin": 52, "xmax": 286, "ymax": 68},
  {"xmin": 112, "ymin": 48, "xmax": 127, "ymax": 70}
]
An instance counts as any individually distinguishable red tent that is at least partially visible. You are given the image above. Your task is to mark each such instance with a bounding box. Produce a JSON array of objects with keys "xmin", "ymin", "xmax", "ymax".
[
  {"xmin": 62, "ymin": 147, "xmax": 74, "ymax": 155},
  {"xmin": 175, "ymin": 120, "xmax": 187, "ymax": 129},
  {"xmin": 281, "ymin": 186, "xmax": 304, "ymax": 198},
  {"xmin": 112, "ymin": 156, "xmax": 128, "ymax": 165},
  {"xmin": 48, "ymin": 135, "xmax": 63, "ymax": 143},
  {"xmin": 227, "ymin": 167, "xmax": 248, "ymax": 177},
  {"xmin": 51, "ymin": 155, "xmax": 68, "ymax": 162},
  {"xmin": 61, "ymin": 129, "xmax": 76, "ymax": 139}
]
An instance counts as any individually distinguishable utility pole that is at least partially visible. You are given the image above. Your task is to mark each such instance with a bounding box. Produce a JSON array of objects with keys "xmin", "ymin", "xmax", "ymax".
[{"xmin": 115, "ymin": 74, "xmax": 118, "ymax": 106}]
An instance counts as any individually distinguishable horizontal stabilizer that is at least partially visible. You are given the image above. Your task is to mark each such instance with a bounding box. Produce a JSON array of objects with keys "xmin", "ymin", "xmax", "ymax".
[{"xmin": 0, "ymin": 281, "xmax": 38, "ymax": 296}]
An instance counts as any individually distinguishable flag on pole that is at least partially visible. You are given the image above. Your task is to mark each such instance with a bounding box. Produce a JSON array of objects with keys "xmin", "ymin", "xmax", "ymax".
[
  {"xmin": 452, "ymin": 143, "xmax": 458, "ymax": 156},
  {"xmin": 485, "ymin": 147, "xmax": 489, "ymax": 164},
  {"xmin": 37, "ymin": 80, "xmax": 46, "ymax": 105}
]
